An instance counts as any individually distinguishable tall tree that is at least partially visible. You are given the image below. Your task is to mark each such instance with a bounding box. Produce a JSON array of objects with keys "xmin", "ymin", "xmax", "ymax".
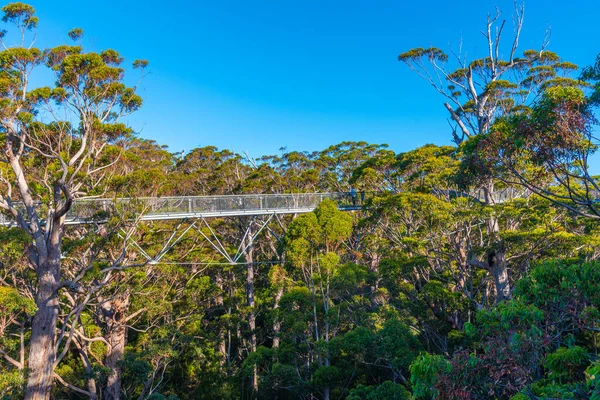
[
  {"xmin": 0, "ymin": 4, "xmax": 146, "ymax": 398},
  {"xmin": 398, "ymin": 2, "xmax": 579, "ymax": 302}
]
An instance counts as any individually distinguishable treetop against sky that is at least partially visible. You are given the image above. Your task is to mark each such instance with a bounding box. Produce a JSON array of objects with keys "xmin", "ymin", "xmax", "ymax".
[{"xmin": 25, "ymin": 0, "xmax": 600, "ymax": 162}]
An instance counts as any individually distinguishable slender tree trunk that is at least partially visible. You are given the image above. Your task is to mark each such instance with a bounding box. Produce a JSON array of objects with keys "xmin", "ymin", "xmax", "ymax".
[
  {"xmin": 323, "ymin": 288, "xmax": 330, "ymax": 400},
  {"xmin": 102, "ymin": 292, "xmax": 130, "ymax": 400},
  {"xmin": 323, "ymin": 353, "xmax": 331, "ymax": 400},
  {"xmin": 272, "ymin": 286, "xmax": 284, "ymax": 349},
  {"xmin": 75, "ymin": 338, "xmax": 98, "ymax": 399},
  {"xmin": 243, "ymin": 231, "xmax": 258, "ymax": 393},
  {"xmin": 368, "ymin": 251, "xmax": 381, "ymax": 308},
  {"xmin": 215, "ymin": 272, "xmax": 227, "ymax": 366}
]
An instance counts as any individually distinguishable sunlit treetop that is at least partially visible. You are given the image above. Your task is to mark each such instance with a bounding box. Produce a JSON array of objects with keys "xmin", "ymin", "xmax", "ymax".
[
  {"xmin": 67, "ymin": 27, "xmax": 83, "ymax": 41},
  {"xmin": 1, "ymin": 2, "xmax": 37, "ymax": 29}
]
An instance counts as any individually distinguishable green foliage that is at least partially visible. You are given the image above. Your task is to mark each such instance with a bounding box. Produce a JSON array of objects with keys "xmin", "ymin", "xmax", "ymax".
[
  {"xmin": 587, "ymin": 361, "xmax": 600, "ymax": 399},
  {"xmin": 133, "ymin": 59, "xmax": 149, "ymax": 69},
  {"xmin": 398, "ymin": 47, "xmax": 448, "ymax": 62},
  {"xmin": 0, "ymin": 370, "xmax": 23, "ymax": 399},
  {"xmin": 410, "ymin": 353, "xmax": 451, "ymax": 399},
  {"xmin": 581, "ymin": 53, "xmax": 600, "ymax": 105},
  {"xmin": 516, "ymin": 260, "xmax": 600, "ymax": 308},
  {"xmin": 1, "ymin": 2, "xmax": 37, "ymax": 28},
  {"xmin": 347, "ymin": 381, "xmax": 410, "ymax": 400},
  {"xmin": 0, "ymin": 286, "xmax": 36, "ymax": 317},
  {"xmin": 314, "ymin": 199, "xmax": 353, "ymax": 249},
  {"xmin": 544, "ymin": 346, "xmax": 589, "ymax": 382},
  {"xmin": 67, "ymin": 27, "xmax": 83, "ymax": 41},
  {"xmin": 0, "ymin": 8, "xmax": 596, "ymax": 400}
]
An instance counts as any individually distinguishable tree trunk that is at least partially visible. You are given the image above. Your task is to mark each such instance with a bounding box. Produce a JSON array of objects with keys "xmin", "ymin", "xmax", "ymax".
[
  {"xmin": 368, "ymin": 251, "xmax": 381, "ymax": 308},
  {"xmin": 25, "ymin": 267, "xmax": 59, "ymax": 400},
  {"xmin": 75, "ymin": 337, "xmax": 98, "ymax": 399},
  {"xmin": 243, "ymin": 231, "xmax": 258, "ymax": 393},
  {"xmin": 489, "ymin": 246, "xmax": 510, "ymax": 302},
  {"xmin": 323, "ymin": 355, "xmax": 331, "ymax": 400},
  {"xmin": 483, "ymin": 182, "xmax": 510, "ymax": 302},
  {"xmin": 215, "ymin": 272, "xmax": 228, "ymax": 366},
  {"xmin": 25, "ymin": 223, "xmax": 62, "ymax": 400},
  {"xmin": 102, "ymin": 292, "xmax": 130, "ymax": 400},
  {"xmin": 272, "ymin": 286, "xmax": 284, "ymax": 349}
]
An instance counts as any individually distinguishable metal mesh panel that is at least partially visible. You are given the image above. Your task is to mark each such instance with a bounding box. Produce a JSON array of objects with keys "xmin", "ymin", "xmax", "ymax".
[
  {"xmin": 65, "ymin": 193, "xmax": 344, "ymax": 220},
  {"xmin": 0, "ymin": 190, "xmax": 553, "ymax": 226}
]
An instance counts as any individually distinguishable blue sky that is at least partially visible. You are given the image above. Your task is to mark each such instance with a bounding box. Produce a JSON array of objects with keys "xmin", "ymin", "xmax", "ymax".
[{"xmin": 19, "ymin": 0, "xmax": 600, "ymax": 159}]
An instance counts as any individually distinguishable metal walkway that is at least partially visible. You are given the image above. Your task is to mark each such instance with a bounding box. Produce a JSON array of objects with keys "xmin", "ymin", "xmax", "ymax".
[
  {"xmin": 0, "ymin": 189, "xmax": 531, "ymax": 227},
  {"xmin": 0, "ymin": 193, "xmax": 363, "ymax": 227},
  {"xmin": 0, "ymin": 190, "xmax": 534, "ymax": 265}
]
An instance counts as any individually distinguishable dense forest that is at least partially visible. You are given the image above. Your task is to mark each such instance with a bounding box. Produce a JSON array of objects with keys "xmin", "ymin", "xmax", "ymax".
[{"xmin": 1, "ymin": 2, "xmax": 600, "ymax": 399}]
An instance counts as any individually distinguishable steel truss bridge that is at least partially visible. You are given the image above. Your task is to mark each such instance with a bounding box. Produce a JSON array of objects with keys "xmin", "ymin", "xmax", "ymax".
[
  {"xmin": 0, "ymin": 189, "xmax": 530, "ymax": 227},
  {"xmin": 0, "ymin": 190, "xmax": 529, "ymax": 266},
  {"xmin": 0, "ymin": 193, "xmax": 362, "ymax": 227}
]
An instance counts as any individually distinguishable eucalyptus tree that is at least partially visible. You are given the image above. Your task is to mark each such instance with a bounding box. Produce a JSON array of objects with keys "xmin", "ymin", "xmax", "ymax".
[
  {"xmin": 466, "ymin": 84, "xmax": 600, "ymax": 221},
  {"xmin": 317, "ymin": 141, "xmax": 388, "ymax": 192},
  {"xmin": 259, "ymin": 150, "xmax": 321, "ymax": 193},
  {"xmin": 0, "ymin": 228, "xmax": 35, "ymax": 396},
  {"xmin": 0, "ymin": 3, "xmax": 146, "ymax": 398},
  {"xmin": 109, "ymin": 138, "xmax": 174, "ymax": 197},
  {"xmin": 172, "ymin": 146, "xmax": 249, "ymax": 195},
  {"xmin": 398, "ymin": 3, "xmax": 578, "ymax": 149},
  {"xmin": 349, "ymin": 148, "xmax": 399, "ymax": 193},
  {"xmin": 398, "ymin": 3, "xmax": 581, "ymax": 301},
  {"xmin": 410, "ymin": 259, "xmax": 600, "ymax": 399},
  {"xmin": 282, "ymin": 199, "xmax": 354, "ymax": 400}
]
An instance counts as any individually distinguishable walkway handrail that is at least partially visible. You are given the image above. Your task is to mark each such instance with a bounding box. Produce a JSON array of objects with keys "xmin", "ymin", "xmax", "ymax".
[
  {"xmin": 0, "ymin": 189, "xmax": 539, "ymax": 227},
  {"xmin": 0, "ymin": 192, "xmax": 372, "ymax": 226}
]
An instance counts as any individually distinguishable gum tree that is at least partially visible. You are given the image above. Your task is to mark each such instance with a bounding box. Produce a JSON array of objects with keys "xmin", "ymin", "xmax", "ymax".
[
  {"xmin": 468, "ymin": 85, "xmax": 599, "ymax": 220},
  {"xmin": 0, "ymin": 3, "xmax": 146, "ymax": 398},
  {"xmin": 398, "ymin": 2, "xmax": 579, "ymax": 301}
]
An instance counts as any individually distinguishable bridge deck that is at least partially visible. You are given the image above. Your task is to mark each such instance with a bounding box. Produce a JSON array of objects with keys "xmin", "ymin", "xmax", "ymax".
[
  {"xmin": 0, "ymin": 193, "xmax": 363, "ymax": 227},
  {"xmin": 0, "ymin": 189, "xmax": 533, "ymax": 227}
]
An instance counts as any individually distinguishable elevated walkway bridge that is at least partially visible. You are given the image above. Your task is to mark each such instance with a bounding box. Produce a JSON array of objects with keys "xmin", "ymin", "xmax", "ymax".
[
  {"xmin": 0, "ymin": 189, "xmax": 533, "ymax": 265},
  {"xmin": 0, "ymin": 189, "xmax": 531, "ymax": 228},
  {"xmin": 0, "ymin": 193, "xmax": 364, "ymax": 227}
]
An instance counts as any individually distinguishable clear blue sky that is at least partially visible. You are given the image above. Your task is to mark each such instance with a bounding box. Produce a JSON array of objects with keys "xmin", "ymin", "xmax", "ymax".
[{"xmin": 22, "ymin": 0, "xmax": 600, "ymax": 159}]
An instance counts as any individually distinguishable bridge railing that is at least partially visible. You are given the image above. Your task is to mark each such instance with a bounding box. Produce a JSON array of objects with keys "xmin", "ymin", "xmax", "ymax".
[
  {"xmin": 1, "ymin": 192, "xmax": 372, "ymax": 226},
  {"xmin": 469, "ymin": 187, "xmax": 532, "ymax": 203},
  {"xmin": 65, "ymin": 192, "xmax": 366, "ymax": 222},
  {"xmin": 0, "ymin": 189, "xmax": 553, "ymax": 227}
]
